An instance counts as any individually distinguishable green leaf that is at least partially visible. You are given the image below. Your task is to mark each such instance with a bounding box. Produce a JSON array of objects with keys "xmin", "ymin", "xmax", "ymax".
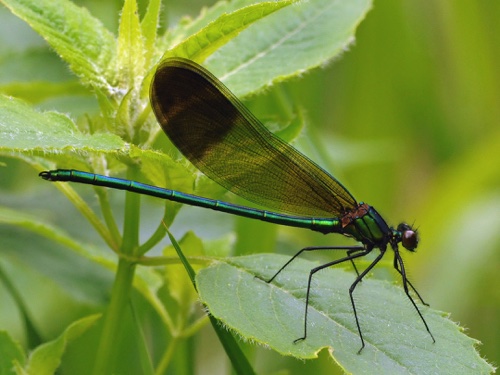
[
  {"xmin": 208, "ymin": 314, "xmax": 256, "ymax": 375},
  {"xmin": 204, "ymin": 0, "xmax": 372, "ymax": 98},
  {"xmin": 162, "ymin": 0, "xmax": 260, "ymax": 49},
  {"xmin": 0, "ymin": 204, "xmax": 168, "ymax": 359},
  {"xmin": 0, "ymin": 331, "xmax": 25, "ymax": 375},
  {"xmin": 0, "ymin": 257, "xmax": 43, "ymax": 348},
  {"xmin": 0, "ymin": 206, "xmax": 114, "ymax": 269},
  {"xmin": 0, "ymin": 0, "xmax": 117, "ymax": 89},
  {"xmin": 116, "ymin": 0, "xmax": 145, "ymax": 91},
  {"xmin": 163, "ymin": 0, "xmax": 297, "ymax": 63},
  {"xmin": 140, "ymin": 0, "xmax": 161, "ymax": 67},
  {"xmin": 0, "ymin": 95, "xmax": 124, "ymax": 153},
  {"xmin": 197, "ymin": 254, "xmax": 494, "ymax": 375},
  {"xmin": 132, "ymin": 146, "xmax": 230, "ymax": 207},
  {"xmin": 0, "ymin": 81, "xmax": 89, "ymax": 105},
  {"xmin": 24, "ymin": 314, "xmax": 100, "ymax": 375},
  {"xmin": 163, "ymin": 231, "xmax": 256, "ymax": 375},
  {"xmin": 131, "ymin": 147, "xmax": 195, "ymax": 194},
  {"xmin": 274, "ymin": 107, "xmax": 306, "ymax": 143},
  {"xmin": 0, "ymin": 48, "xmax": 88, "ymax": 103}
]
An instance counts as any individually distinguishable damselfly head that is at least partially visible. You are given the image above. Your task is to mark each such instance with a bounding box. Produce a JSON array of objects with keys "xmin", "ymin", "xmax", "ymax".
[{"xmin": 397, "ymin": 223, "xmax": 418, "ymax": 251}]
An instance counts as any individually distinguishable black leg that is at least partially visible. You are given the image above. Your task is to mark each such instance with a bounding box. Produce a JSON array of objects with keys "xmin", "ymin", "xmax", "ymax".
[
  {"xmin": 265, "ymin": 245, "xmax": 365, "ymax": 283},
  {"xmin": 392, "ymin": 253, "xmax": 429, "ymax": 306},
  {"xmin": 392, "ymin": 246, "xmax": 435, "ymax": 344},
  {"xmin": 291, "ymin": 246, "xmax": 377, "ymax": 354},
  {"xmin": 348, "ymin": 248, "xmax": 386, "ymax": 354},
  {"xmin": 347, "ymin": 248, "xmax": 362, "ymax": 277}
]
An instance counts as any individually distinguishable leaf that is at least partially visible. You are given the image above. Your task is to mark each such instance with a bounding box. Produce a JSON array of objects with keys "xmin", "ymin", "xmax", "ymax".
[
  {"xmin": 132, "ymin": 146, "xmax": 230, "ymax": 205},
  {"xmin": 162, "ymin": 0, "xmax": 263, "ymax": 49},
  {"xmin": 131, "ymin": 147, "xmax": 195, "ymax": 194},
  {"xmin": 274, "ymin": 107, "xmax": 306, "ymax": 143},
  {"xmin": 116, "ymin": 0, "xmax": 145, "ymax": 91},
  {"xmin": 0, "ymin": 205, "xmax": 170, "ymax": 346},
  {"xmin": 162, "ymin": 230, "xmax": 256, "ymax": 375},
  {"xmin": 0, "ymin": 94, "xmax": 124, "ymax": 153},
  {"xmin": 197, "ymin": 254, "xmax": 494, "ymax": 375},
  {"xmin": 140, "ymin": 0, "xmax": 161, "ymax": 67},
  {"xmin": 0, "ymin": 48, "xmax": 88, "ymax": 103},
  {"xmin": 24, "ymin": 314, "xmax": 100, "ymax": 375},
  {"xmin": 204, "ymin": 0, "xmax": 372, "ymax": 98},
  {"xmin": 0, "ymin": 331, "xmax": 25, "ymax": 375},
  {"xmin": 162, "ymin": 231, "xmax": 214, "ymax": 312},
  {"xmin": 0, "ymin": 81, "xmax": 90, "ymax": 105},
  {"xmin": 163, "ymin": 0, "xmax": 298, "ymax": 63},
  {"xmin": 208, "ymin": 315, "xmax": 256, "ymax": 375},
  {"xmin": 0, "ymin": 206, "xmax": 113, "ymax": 267},
  {"xmin": 0, "ymin": 0, "xmax": 117, "ymax": 89},
  {"xmin": 0, "ymin": 258, "xmax": 43, "ymax": 348}
]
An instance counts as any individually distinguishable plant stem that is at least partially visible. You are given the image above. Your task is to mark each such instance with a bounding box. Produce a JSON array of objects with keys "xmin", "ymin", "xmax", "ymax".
[
  {"xmin": 58, "ymin": 180, "xmax": 119, "ymax": 251},
  {"xmin": 96, "ymin": 186, "xmax": 122, "ymax": 245},
  {"xmin": 93, "ymin": 166, "xmax": 141, "ymax": 374},
  {"xmin": 155, "ymin": 333, "xmax": 180, "ymax": 375},
  {"xmin": 136, "ymin": 209, "xmax": 168, "ymax": 255},
  {"xmin": 93, "ymin": 258, "xmax": 137, "ymax": 375},
  {"xmin": 122, "ymin": 166, "xmax": 141, "ymax": 255}
]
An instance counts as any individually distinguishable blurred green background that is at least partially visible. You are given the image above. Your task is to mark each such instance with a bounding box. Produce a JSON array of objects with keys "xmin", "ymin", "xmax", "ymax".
[{"xmin": 0, "ymin": 0, "xmax": 498, "ymax": 374}]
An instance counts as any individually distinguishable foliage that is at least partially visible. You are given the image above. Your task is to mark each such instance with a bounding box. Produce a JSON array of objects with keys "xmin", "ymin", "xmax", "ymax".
[
  {"xmin": 198, "ymin": 254, "xmax": 490, "ymax": 374},
  {"xmin": 0, "ymin": 0, "xmax": 498, "ymax": 374}
]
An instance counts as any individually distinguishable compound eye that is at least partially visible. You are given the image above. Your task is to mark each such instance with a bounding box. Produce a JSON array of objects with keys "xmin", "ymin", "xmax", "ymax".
[{"xmin": 402, "ymin": 229, "xmax": 418, "ymax": 251}]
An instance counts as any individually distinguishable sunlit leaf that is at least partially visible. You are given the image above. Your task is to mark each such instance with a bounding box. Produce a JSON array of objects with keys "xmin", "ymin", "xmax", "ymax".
[
  {"xmin": 24, "ymin": 314, "xmax": 100, "ymax": 375},
  {"xmin": 0, "ymin": 0, "xmax": 116, "ymax": 89},
  {"xmin": 163, "ymin": 0, "xmax": 297, "ymax": 63},
  {"xmin": 0, "ymin": 331, "xmax": 25, "ymax": 375},
  {"xmin": 197, "ymin": 254, "xmax": 494, "ymax": 374},
  {"xmin": 0, "ymin": 95, "xmax": 124, "ymax": 153},
  {"xmin": 205, "ymin": 0, "xmax": 372, "ymax": 97}
]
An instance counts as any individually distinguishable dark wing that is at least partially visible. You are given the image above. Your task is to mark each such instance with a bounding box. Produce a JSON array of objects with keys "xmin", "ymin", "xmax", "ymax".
[{"xmin": 150, "ymin": 58, "xmax": 357, "ymax": 218}]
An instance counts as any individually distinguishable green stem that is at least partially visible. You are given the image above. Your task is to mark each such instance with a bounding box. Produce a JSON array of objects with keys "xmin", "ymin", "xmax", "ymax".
[
  {"xmin": 34, "ymin": 163, "xmax": 118, "ymax": 250},
  {"xmin": 92, "ymin": 258, "xmax": 137, "ymax": 375},
  {"xmin": 182, "ymin": 315, "xmax": 210, "ymax": 338},
  {"xmin": 137, "ymin": 222, "xmax": 166, "ymax": 255},
  {"xmin": 163, "ymin": 229, "xmax": 255, "ymax": 374},
  {"xmin": 122, "ymin": 166, "xmax": 141, "ymax": 256},
  {"xmin": 137, "ymin": 204, "xmax": 172, "ymax": 255},
  {"xmin": 58, "ymin": 181, "xmax": 119, "ymax": 251},
  {"xmin": 95, "ymin": 187, "xmax": 122, "ymax": 245},
  {"xmin": 154, "ymin": 333, "xmax": 180, "ymax": 375},
  {"xmin": 93, "ymin": 167, "xmax": 141, "ymax": 374}
]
